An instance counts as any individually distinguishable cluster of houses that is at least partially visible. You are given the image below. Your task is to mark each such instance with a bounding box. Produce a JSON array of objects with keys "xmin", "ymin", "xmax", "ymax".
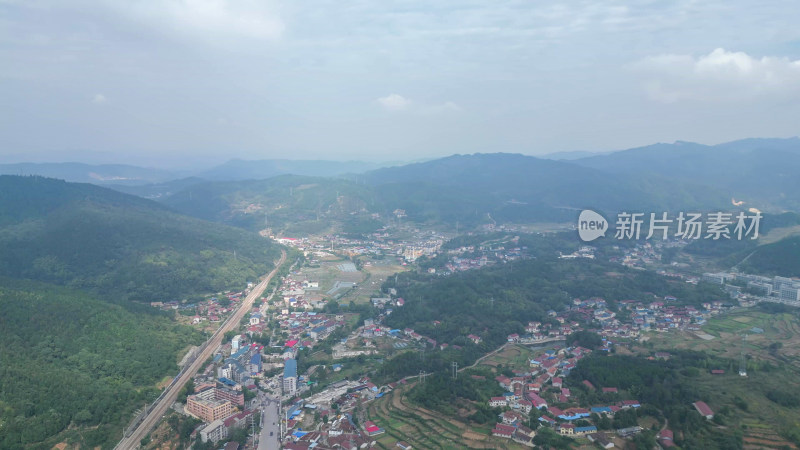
[
  {"xmin": 151, "ymin": 289, "xmax": 247, "ymax": 323},
  {"xmin": 274, "ymin": 311, "xmax": 346, "ymax": 359},
  {"xmin": 558, "ymin": 246, "xmax": 596, "ymax": 260},
  {"xmin": 562, "ymin": 295, "xmax": 720, "ymax": 339},
  {"xmin": 216, "ymin": 338, "xmax": 263, "ymax": 386},
  {"xmin": 273, "ymin": 228, "xmax": 446, "ymax": 264},
  {"xmin": 282, "ymin": 413, "xmax": 383, "ymax": 450},
  {"xmin": 280, "ymin": 376, "xmax": 405, "ymax": 449},
  {"xmin": 443, "ymin": 239, "xmax": 526, "ymax": 273},
  {"xmin": 278, "ymin": 274, "xmax": 327, "ymax": 311},
  {"xmin": 484, "ymin": 345, "xmax": 654, "ymax": 448},
  {"xmin": 622, "ymin": 298, "xmax": 721, "ymax": 331}
]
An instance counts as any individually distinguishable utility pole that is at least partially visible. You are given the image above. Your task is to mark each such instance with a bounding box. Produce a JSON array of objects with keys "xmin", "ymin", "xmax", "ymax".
[
  {"xmin": 739, "ymin": 334, "xmax": 748, "ymax": 377},
  {"xmin": 452, "ymin": 361, "xmax": 458, "ymax": 379}
]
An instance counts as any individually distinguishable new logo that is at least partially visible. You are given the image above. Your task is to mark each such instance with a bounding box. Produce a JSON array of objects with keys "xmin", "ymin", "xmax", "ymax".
[{"xmin": 578, "ymin": 210, "xmax": 608, "ymax": 242}]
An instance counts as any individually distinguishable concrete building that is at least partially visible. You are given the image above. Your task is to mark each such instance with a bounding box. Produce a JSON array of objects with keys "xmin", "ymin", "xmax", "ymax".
[
  {"xmin": 231, "ymin": 335, "xmax": 242, "ymax": 353},
  {"xmin": 779, "ymin": 286, "xmax": 800, "ymax": 301},
  {"xmin": 199, "ymin": 419, "xmax": 228, "ymax": 443},
  {"xmin": 283, "ymin": 358, "xmax": 298, "ymax": 396},
  {"xmin": 747, "ymin": 281, "xmax": 773, "ymax": 296},
  {"xmin": 702, "ymin": 273, "xmax": 730, "ymax": 285},
  {"xmin": 186, "ymin": 395, "xmax": 236, "ymax": 422}
]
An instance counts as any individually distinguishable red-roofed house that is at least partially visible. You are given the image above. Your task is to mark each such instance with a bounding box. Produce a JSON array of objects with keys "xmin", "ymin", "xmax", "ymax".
[
  {"xmin": 492, "ymin": 423, "xmax": 516, "ymax": 438},
  {"xmin": 602, "ymin": 387, "xmax": 618, "ymax": 394},
  {"xmin": 526, "ymin": 392, "xmax": 547, "ymax": 409},
  {"xmin": 583, "ymin": 380, "xmax": 596, "ymax": 390},
  {"xmin": 659, "ymin": 429, "xmax": 675, "ymax": 447},
  {"xmin": 693, "ymin": 401, "xmax": 714, "ymax": 419},
  {"xmin": 364, "ymin": 420, "xmax": 385, "ymax": 436}
]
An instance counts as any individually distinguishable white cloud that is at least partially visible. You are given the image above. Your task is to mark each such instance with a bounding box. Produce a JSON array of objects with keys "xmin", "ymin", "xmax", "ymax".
[
  {"xmin": 152, "ymin": 0, "xmax": 284, "ymax": 40},
  {"xmin": 376, "ymin": 94, "xmax": 461, "ymax": 114},
  {"xmin": 92, "ymin": 93, "xmax": 107, "ymax": 104},
  {"xmin": 377, "ymin": 94, "xmax": 412, "ymax": 111},
  {"xmin": 632, "ymin": 48, "xmax": 800, "ymax": 103}
]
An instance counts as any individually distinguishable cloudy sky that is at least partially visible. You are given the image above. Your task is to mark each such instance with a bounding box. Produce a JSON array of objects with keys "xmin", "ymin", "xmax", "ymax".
[{"xmin": 2, "ymin": 0, "xmax": 800, "ymax": 166}]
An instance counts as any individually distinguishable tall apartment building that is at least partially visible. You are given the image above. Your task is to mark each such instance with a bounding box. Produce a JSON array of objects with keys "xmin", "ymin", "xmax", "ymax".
[{"xmin": 283, "ymin": 358, "xmax": 298, "ymax": 396}]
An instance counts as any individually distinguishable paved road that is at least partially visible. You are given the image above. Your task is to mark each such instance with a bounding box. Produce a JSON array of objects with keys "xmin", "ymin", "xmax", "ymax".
[
  {"xmin": 257, "ymin": 392, "xmax": 281, "ymax": 450},
  {"xmin": 115, "ymin": 250, "xmax": 286, "ymax": 450}
]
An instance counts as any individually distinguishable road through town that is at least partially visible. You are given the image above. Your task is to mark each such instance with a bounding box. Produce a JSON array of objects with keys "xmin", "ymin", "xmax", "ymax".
[
  {"xmin": 257, "ymin": 392, "xmax": 281, "ymax": 450},
  {"xmin": 115, "ymin": 250, "xmax": 286, "ymax": 450}
]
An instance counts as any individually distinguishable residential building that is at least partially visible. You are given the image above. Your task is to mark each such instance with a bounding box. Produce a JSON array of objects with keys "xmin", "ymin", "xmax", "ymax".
[
  {"xmin": 284, "ymin": 358, "xmax": 298, "ymax": 396},
  {"xmin": 186, "ymin": 395, "xmax": 235, "ymax": 422},
  {"xmin": 199, "ymin": 419, "xmax": 228, "ymax": 443}
]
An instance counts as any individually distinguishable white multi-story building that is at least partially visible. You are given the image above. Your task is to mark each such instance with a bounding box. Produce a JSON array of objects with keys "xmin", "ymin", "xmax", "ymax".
[{"xmin": 283, "ymin": 359, "xmax": 298, "ymax": 396}]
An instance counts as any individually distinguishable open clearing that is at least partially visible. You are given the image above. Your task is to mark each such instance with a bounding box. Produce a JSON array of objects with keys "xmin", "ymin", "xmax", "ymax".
[{"xmin": 642, "ymin": 308, "xmax": 800, "ymax": 448}]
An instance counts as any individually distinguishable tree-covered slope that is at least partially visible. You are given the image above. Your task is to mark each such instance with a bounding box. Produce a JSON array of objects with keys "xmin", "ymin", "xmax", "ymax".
[
  {"xmin": 0, "ymin": 176, "xmax": 281, "ymax": 301},
  {"xmin": 161, "ymin": 174, "xmax": 378, "ymax": 234},
  {"xmin": 362, "ymin": 153, "xmax": 728, "ymax": 225},
  {"xmin": 0, "ymin": 279, "xmax": 203, "ymax": 449},
  {"xmin": 572, "ymin": 138, "xmax": 800, "ymax": 212},
  {"xmin": 739, "ymin": 236, "xmax": 800, "ymax": 277},
  {"xmin": 155, "ymin": 153, "xmax": 730, "ymax": 230},
  {"xmin": 384, "ymin": 257, "xmax": 727, "ymax": 348}
]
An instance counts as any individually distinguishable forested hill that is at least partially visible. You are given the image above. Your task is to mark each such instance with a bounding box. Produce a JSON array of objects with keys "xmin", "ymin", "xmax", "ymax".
[
  {"xmin": 0, "ymin": 175, "xmax": 282, "ymax": 302},
  {"xmin": 0, "ymin": 278, "xmax": 203, "ymax": 448},
  {"xmin": 359, "ymin": 153, "xmax": 729, "ymax": 225},
  {"xmin": 160, "ymin": 175, "xmax": 379, "ymax": 234},
  {"xmin": 384, "ymin": 257, "xmax": 727, "ymax": 349},
  {"xmin": 152, "ymin": 152, "xmax": 731, "ymax": 232},
  {"xmin": 571, "ymin": 138, "xmax": 800, "ymax": 212}
]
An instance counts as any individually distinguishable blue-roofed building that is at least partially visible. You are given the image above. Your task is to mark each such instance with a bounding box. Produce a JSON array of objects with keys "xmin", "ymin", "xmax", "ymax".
[
  {"xmin": 283, "ymin": 359, "xmax": 298, "ymax": 395},
  {"xmin": 309, "ymin": 325, "xmax": 328, "ymax": 340},
  {"xmin": 249, "ymin": 352, "xmax": 262, "ymax": 376},
  {"xmin": 591, "ymin": 406, "xmax": 613, "ymax": 414},
  {"xmin": 219, "ymin": 377, "xmax": 237, "ymax": 387},
  {"xmin": 575, "ymin": 426, "xmax": 598, "ymax": 435}
]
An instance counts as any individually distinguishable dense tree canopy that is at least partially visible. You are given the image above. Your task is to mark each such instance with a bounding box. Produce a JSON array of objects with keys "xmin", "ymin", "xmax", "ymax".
[{"xmin": 0, "ymin": 279, "xmax": 203, "ymax": 449}]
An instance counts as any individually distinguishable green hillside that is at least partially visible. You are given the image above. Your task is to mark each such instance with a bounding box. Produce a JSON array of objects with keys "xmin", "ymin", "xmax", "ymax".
[
  {"xmin": 0, "ymin": 279, "xmax": 203, "ymax": 449},
  {"xmin": 161, "ymin": 175, "xmax": 379, "ymax": 234},
  {"xmin": 0, "ymin": 176, "xmax": 282, "ymax": 302},
  {"xmin": 740, "ymin": 236, "xmax": 800, "ymax": 277},
  {"xmin": 156, "ymin": 153, "xmax": 730, "ymax": 231},
  {"xmin": 572, "ymin": 138, "xmax": 800, "ymax": 212}
]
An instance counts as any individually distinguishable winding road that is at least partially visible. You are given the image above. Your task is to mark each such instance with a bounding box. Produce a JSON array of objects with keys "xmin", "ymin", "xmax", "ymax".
[{"xmin": 115, "ymin": 250, "xmax": 286, "ymax": 450}]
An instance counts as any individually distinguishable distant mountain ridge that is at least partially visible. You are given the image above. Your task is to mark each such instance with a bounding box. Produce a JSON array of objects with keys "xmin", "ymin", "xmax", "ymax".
[
  {"xmin": 159, "ymin": 152, "xmax": 732, "ymax": 231},
  {"xmin": 571, "ymin": 137, "xmax": 800, "ymax": 211},
  {"xmin": 0, "ymin": 162, "xmax": 184, "ymax": 185},
  {"xmin": 199, "ymin": 158, "xmax": 398, "ymax": 180}
]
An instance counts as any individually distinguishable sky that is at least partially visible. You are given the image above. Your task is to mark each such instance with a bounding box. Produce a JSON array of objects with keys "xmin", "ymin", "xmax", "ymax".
[{"xmin": 2, "ymin": 0, "xmax": 800, "ymax": 167}]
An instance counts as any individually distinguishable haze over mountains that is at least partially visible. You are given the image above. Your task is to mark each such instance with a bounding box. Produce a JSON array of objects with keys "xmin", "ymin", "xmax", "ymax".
[
  {"xmin": 2, "ymin": 137, "xmax": 800, "ymax": 448},
  {"xmin": 7, "ymin": 137, "xmax": 799, "ymax": 231}
]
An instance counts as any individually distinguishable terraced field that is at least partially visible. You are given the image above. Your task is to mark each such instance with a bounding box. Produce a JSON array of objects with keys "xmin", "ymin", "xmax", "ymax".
[{"xmin": 367, "ymin": 383, "xmax": 528, "ymax": 449}]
